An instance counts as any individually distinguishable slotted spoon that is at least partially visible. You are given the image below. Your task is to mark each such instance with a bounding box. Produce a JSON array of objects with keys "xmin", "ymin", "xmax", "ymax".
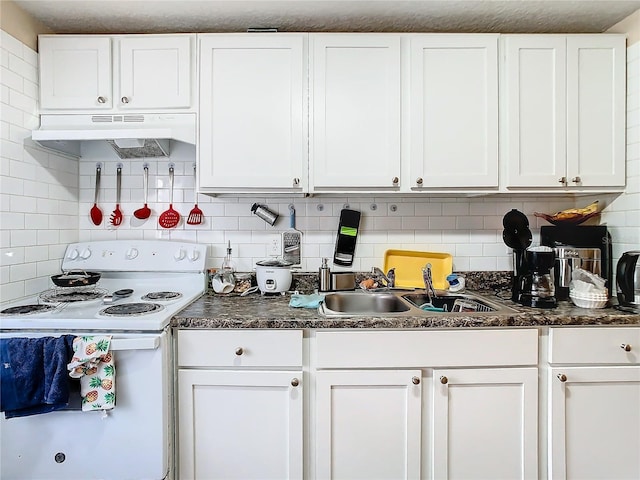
[
  {"xmin": 159, "ymin": 165, "xmax": 180, "ymax": 228},
  {"xmin": 109, "ymin": 166, "xmax": 123, "ymax": 226},
  {"xmin": 186, "ymin": 164, "xmax": 203, "ymax": 225},
  {"xmin": 90, "ymin": 164, "xmax": 102, "ymax": 225},
  {"xmin": 134, "ymin": 165, "xmax": 151, "ymax": 220}
]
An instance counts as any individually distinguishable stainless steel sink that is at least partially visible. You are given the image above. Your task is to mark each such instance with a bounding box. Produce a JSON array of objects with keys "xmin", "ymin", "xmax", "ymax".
[
  {"xmin": 323, "ymin": 292, "xmax": 411, "ymax": 314},
  {"xmin": 318, "ymin": 290, "xmax": 516, "ymax": 317}
]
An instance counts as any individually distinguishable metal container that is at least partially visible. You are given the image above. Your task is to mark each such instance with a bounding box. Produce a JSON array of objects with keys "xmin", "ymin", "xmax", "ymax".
[
  {"xmin": 554, "ymin": 247, "xmax": 601, "ymax": 300},
  {"xmin": 331, "ymin": 272, "xmax": 355, "ymax": 291}
]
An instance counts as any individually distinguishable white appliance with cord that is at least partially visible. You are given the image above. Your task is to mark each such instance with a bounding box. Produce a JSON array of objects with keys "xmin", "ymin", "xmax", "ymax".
[{"xmin": 0, "ymin": 240, "xmax": 207, "ymax": 480}]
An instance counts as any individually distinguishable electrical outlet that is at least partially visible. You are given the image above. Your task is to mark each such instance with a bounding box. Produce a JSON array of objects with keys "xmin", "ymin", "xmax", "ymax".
[{"xmin": 268, "ymin": 235, "xmax": 281, "ymax": 256}]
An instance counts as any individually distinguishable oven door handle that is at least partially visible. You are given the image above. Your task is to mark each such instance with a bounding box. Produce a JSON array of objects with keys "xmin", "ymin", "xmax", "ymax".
[{"xmin": 110, "ymin": 337, "xmax": 160, "ymax": 351}]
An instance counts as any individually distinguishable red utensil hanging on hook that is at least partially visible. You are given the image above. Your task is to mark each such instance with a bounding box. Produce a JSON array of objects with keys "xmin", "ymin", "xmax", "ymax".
[
  {"xmin": 109, "ymin": 165, "xmax": 123, "ymax": 226},
  {"xmin": 90, "ymin": 163, "xmax": 103, "ymax": 226},
  {"xmin": 159, "ymin": 165, "xmax": 180, "ymax": 228}
]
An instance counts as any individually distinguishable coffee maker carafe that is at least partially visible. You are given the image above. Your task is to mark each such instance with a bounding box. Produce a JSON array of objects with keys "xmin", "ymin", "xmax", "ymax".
[{"xmin": 519, "ymin": 246, "xmax": 557, "ymax": 309}]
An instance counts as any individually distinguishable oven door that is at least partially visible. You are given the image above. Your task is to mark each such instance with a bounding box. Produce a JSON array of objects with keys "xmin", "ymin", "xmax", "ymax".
[{"xmin": 0, "ymin": 329, "xmax": 172, "ymax": 480}]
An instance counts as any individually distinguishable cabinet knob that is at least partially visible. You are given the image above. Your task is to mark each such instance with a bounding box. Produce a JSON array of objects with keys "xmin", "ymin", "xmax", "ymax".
[
  {"xmin": 571, "ymin": 176, "xmax": 581, "ymax": 184},
  {"xmin": 392, "ymin": 177, "xmax": 399, "ymax": 185},
  {"xmin": 412, "ymin": 376, "xmax": 420, "ymax": 385},
  {"xmin": 121, "ymin": 96, "xmax": 130, "ymax": 104},
  {"xmin": 235, "ymin": 347, "xmax": 244, "ymax": 356},
  {"xmin": 558, "ymin": 177, "xmax": 567, "ymax": 185},
  {"xmin": 416, "ymin": 177, "xmax": 423, "ymax": 186},
  {"xmin": 557, "ymin": 373, "xmax": 567, "ymax": 383},
  {"xmin": 97, "ymin": 96, "xmax": 107, "ymax": 104},
  {"xmin": 621, "ymin": 344, "xmax": 632, "ymax": 352},
  {"xmin": 440, "ymin": 376, "xmax": 448, "ymax": 385},
  {"xmin": 291, "ymin": 377, "xmax": 300, "ymax": 387},
  {"xmin": 293, "ymin": 178, "xmax": 300, "ymax": 186}
]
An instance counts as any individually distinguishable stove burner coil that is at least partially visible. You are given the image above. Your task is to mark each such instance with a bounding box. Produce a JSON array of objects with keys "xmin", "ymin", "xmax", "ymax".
[
  {"xmin": 141, "ymin": 291, "xmax": 182, "ymax": 301},
  {"xmin": 99, "ymin": 302, "xmax": 164, "ymax": 317},
  {"xmin": 39, "ymin": 287, "xmax": 107, "ymax": 304},
  {"xmin": 1, "ymin": 304, "xmax": 58, "ymax": 315}
]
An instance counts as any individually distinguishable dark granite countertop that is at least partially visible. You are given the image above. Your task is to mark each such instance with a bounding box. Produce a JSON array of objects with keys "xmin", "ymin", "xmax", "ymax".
[{"xmin": 174, "ymin": 289, "xmax": 640, "ymax": 330}]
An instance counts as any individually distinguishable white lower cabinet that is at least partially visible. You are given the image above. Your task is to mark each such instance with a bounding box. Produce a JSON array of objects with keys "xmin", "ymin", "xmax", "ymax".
[
  {"xmin": 315, "ymin": 369, "xmax": 422, "ymax": 479},
  {"xmin": 433, "ymin": 367, "xmax": 538, "ymax": 479},
  {"xmin": 548, "ymin": 327, "xmax": 640, "ymax": 480},
  {"xmin": 177, "ymin": 330, "xmax": 304, "ymax": 480},
  {"xmin": 314, "ymin": 329, "xmax": 539, "ymax": 479}
]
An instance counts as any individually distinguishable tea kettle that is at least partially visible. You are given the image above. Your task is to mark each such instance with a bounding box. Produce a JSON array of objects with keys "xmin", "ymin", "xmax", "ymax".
[{"xmin": 616, "ymin": 251, "xmax": 640, "ymax": 308}]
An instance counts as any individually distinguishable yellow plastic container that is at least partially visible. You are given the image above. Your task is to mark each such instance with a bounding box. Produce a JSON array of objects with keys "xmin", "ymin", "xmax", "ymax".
[{"xmin": 383, "ymin": 250, "xmax": 453, "ymax": 290}]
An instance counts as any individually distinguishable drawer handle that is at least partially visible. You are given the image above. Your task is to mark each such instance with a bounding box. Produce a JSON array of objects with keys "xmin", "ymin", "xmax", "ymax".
[
  {"xmin": 621, "ymin": 344, "xmax": 632, "ymax": 352},
  {"xmin": 557, "ymin": 373, "xmax": 567, "ymax": 383},
  {"xmin": 412, "ymin": 376, "xmax": 420, "ymax": 385},
  {"xmin": 121, "ymin": 96, "xmax": 130, "ymax": 104},
  {"xmin": 440, "ymin": 376, "xmax": 448, "ymax": 385},
  {"xmin": 291, "ymin": 377, "xmax": 300, "ymax": 387},
  {"xmin": 97, "ymin": 96, "xmax": 107, "ymax": 104},
  {"xmin": 235, "ymin": 347, "xmax": 244, "ymax": 356}
]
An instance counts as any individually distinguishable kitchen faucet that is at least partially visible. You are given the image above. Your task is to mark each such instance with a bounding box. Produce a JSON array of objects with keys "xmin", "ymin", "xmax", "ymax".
[
  {"xmin": 422, "ymin": 263, "xmax": 438, "ymax": 303},
  {"xmin": 371, "ymin": 267, "xmax": 395, "ymax": 289}
]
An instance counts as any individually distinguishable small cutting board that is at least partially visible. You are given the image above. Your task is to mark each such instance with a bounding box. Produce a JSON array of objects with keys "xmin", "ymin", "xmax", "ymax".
[{"xmin": 383, "ymin": 249, "xmax": 453, "ymax": 290}]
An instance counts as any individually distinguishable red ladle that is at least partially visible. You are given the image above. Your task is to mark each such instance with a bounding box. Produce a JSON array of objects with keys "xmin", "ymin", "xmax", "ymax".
[
  {"xmin": 134, "ymin": 165, "xmax": 151, "ymax": 220},
  {"xmin": 90, "ymin": 164, "xmax": 102, "ymax": 226},
  {"xmin": 159, "ymin": 165, "xmax": 180, "ymax": 229}
]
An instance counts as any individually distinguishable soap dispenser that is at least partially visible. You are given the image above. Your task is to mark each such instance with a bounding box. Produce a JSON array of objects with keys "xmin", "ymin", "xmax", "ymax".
[{"xmin": 319, "ymin": 258, "xmax": 331, "ymax": 292}]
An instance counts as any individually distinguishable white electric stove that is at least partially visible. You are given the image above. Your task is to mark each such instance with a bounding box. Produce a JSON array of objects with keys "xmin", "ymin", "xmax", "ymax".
[
  {"xmin": 0, "ymin": 240, "xmax": 207, "ymax": 332},
  {"xmin": 0, "ymin": 240, "xmax": 207, "ymax": 480}
]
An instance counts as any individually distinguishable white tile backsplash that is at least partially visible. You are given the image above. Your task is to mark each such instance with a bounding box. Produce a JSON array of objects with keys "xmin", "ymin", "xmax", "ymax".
[{"xmin": 1, "ymin": 30, "xmax": 639, "ymax": 304}]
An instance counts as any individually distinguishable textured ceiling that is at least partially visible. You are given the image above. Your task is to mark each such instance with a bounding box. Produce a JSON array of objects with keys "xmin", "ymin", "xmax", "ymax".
[{"xmin": 12, "ymin": 0, "xmax": 640, "ymax": 34}]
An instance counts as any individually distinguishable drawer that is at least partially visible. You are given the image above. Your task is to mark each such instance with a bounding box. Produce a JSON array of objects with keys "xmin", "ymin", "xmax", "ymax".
[
  {"xmin": 549, "ymin": 327, "xmax": 640, "ymax": 365},
  {"xmin": 316, "ymin": 329, "xmax": 538, "ymax": 368},
  {"xmin": 178, "ymin": 329, "xmax": 303, "ymax": 367}
]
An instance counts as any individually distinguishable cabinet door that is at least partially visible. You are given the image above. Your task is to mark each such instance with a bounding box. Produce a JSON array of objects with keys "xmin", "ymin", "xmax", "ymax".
[
  {"xmin": 310, "ymin": 35, "xmax": 401, "ymax": 190},
  {"xmin": 503, "ymin": 35, "xmax": 567, "ymax": 188},
  {"xmin": 433, "ymin": 368, "xmax": 538, "ymax": 479},
  {"xmin": 566, "ymin": 35, "xmax": 626, "ymax": 187},
  {"xmin": 315, "ymin": 369, "xmax": 422, "ymax": 479},
  {"xmin": 118, "ymin": 35, "xmax": 193, "ymax": 109},
  {"xmin": 199, "ymin": 34, "xmax": 307, "ymax": 191},
  {"xmin": 39, "ymin": 36, "xmax": 112, "ymax": 109},
  {"xmin": 409, "ymin": 34, "xmax": 498, "ymax": 189},
  {"xmin": 178, "ymin": 369, "xmax": 303, "ymax": 480},
  {"xmin": 549, "ymin": 366, "xmax": 640, "ymax": 480}
]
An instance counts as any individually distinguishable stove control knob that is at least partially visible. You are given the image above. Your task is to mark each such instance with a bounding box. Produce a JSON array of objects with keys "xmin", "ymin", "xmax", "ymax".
[
  {"xmin": 126, "ymin": 247, "xmax": 139, "ymax": 260},
  {"xmin": 80, "ymin": 248, "xmax": 92, "ymax": 259},
  {"xmin": 67, "ymin": 248, "xmax": 79, "ymax": 260},
  {"xmin": 188, "ymin": 249, "xmax": 200, "ymax": 262},
  {"xmin": 174, "ymin": 248, "xmax": 186, "ymax": 261}
]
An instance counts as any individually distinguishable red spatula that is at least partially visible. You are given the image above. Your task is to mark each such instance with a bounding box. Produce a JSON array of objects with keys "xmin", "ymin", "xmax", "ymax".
[
  {"xmin": 109, "ymin": 166, "xmax": 123, "ymax": 226},
  {"xmin": 159, "ymin": 165, "xmax": 180, "ymax": 229}
]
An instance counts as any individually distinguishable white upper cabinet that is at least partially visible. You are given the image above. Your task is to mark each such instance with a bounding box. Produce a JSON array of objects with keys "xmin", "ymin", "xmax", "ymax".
[
  {"xmin": 198, "ymin": 34, "xmax": 307, "ymax": 192},
  {"xmin": 118, "ymin": 35, "xmax": 193, "ymax": 109},
  {"xmin": 408, "ymin": 34, "xmax": 499, "ymax": 190},
  {"xmin": 310, "ymin": 34, "xmax": 401, "ymax": 191},
  {"xmin": 38, "ymin": 34, "xmax": 194, "ymax": 112},
  {"xmin": 502, "ymin": 34, "xmax": 626, "ymax": 190},
  {"xmin": 39, "ymin": 36, "xmax": 112, "ymax": 109}
]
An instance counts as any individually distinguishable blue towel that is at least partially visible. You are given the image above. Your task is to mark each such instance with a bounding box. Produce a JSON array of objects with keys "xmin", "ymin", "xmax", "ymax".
[
  {"xmin": 0, "ymin": 335, "xmax": 75, "ymax": 418},
  {"xmin": 289, "ymin": 293, "xmax": 325, "ymax": 308}
]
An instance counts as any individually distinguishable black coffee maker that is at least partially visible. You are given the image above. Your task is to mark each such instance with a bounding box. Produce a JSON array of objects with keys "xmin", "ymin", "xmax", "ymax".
[
  {"xmin": 502, "ymin": 210, "xmax": 533, "ymax": 302},
  {"xmin": 519, "ymin": 246, "xmax": 557, "ymax": 309}
]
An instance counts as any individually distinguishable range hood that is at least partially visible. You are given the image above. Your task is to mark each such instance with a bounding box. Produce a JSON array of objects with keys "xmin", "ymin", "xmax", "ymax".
[{"xmin": 31, "ymin": 113, "xmax": 196, "ymax": 159}]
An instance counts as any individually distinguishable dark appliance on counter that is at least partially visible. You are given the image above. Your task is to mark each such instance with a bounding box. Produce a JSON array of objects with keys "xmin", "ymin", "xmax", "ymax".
[
  {"xmin": 502, "ymin": 209, "xmax": 533, "ymax": 302},
  {"xmin": 616, "ymin": 251, "xmax": 640, "ymax": 312},
  {"xmin": 519, "ymin": 246, "xmax": 557, "ymax": 309},
  {"xmin": 541, "ymin": 225, "xmax": 612, "ymax": 300}
]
